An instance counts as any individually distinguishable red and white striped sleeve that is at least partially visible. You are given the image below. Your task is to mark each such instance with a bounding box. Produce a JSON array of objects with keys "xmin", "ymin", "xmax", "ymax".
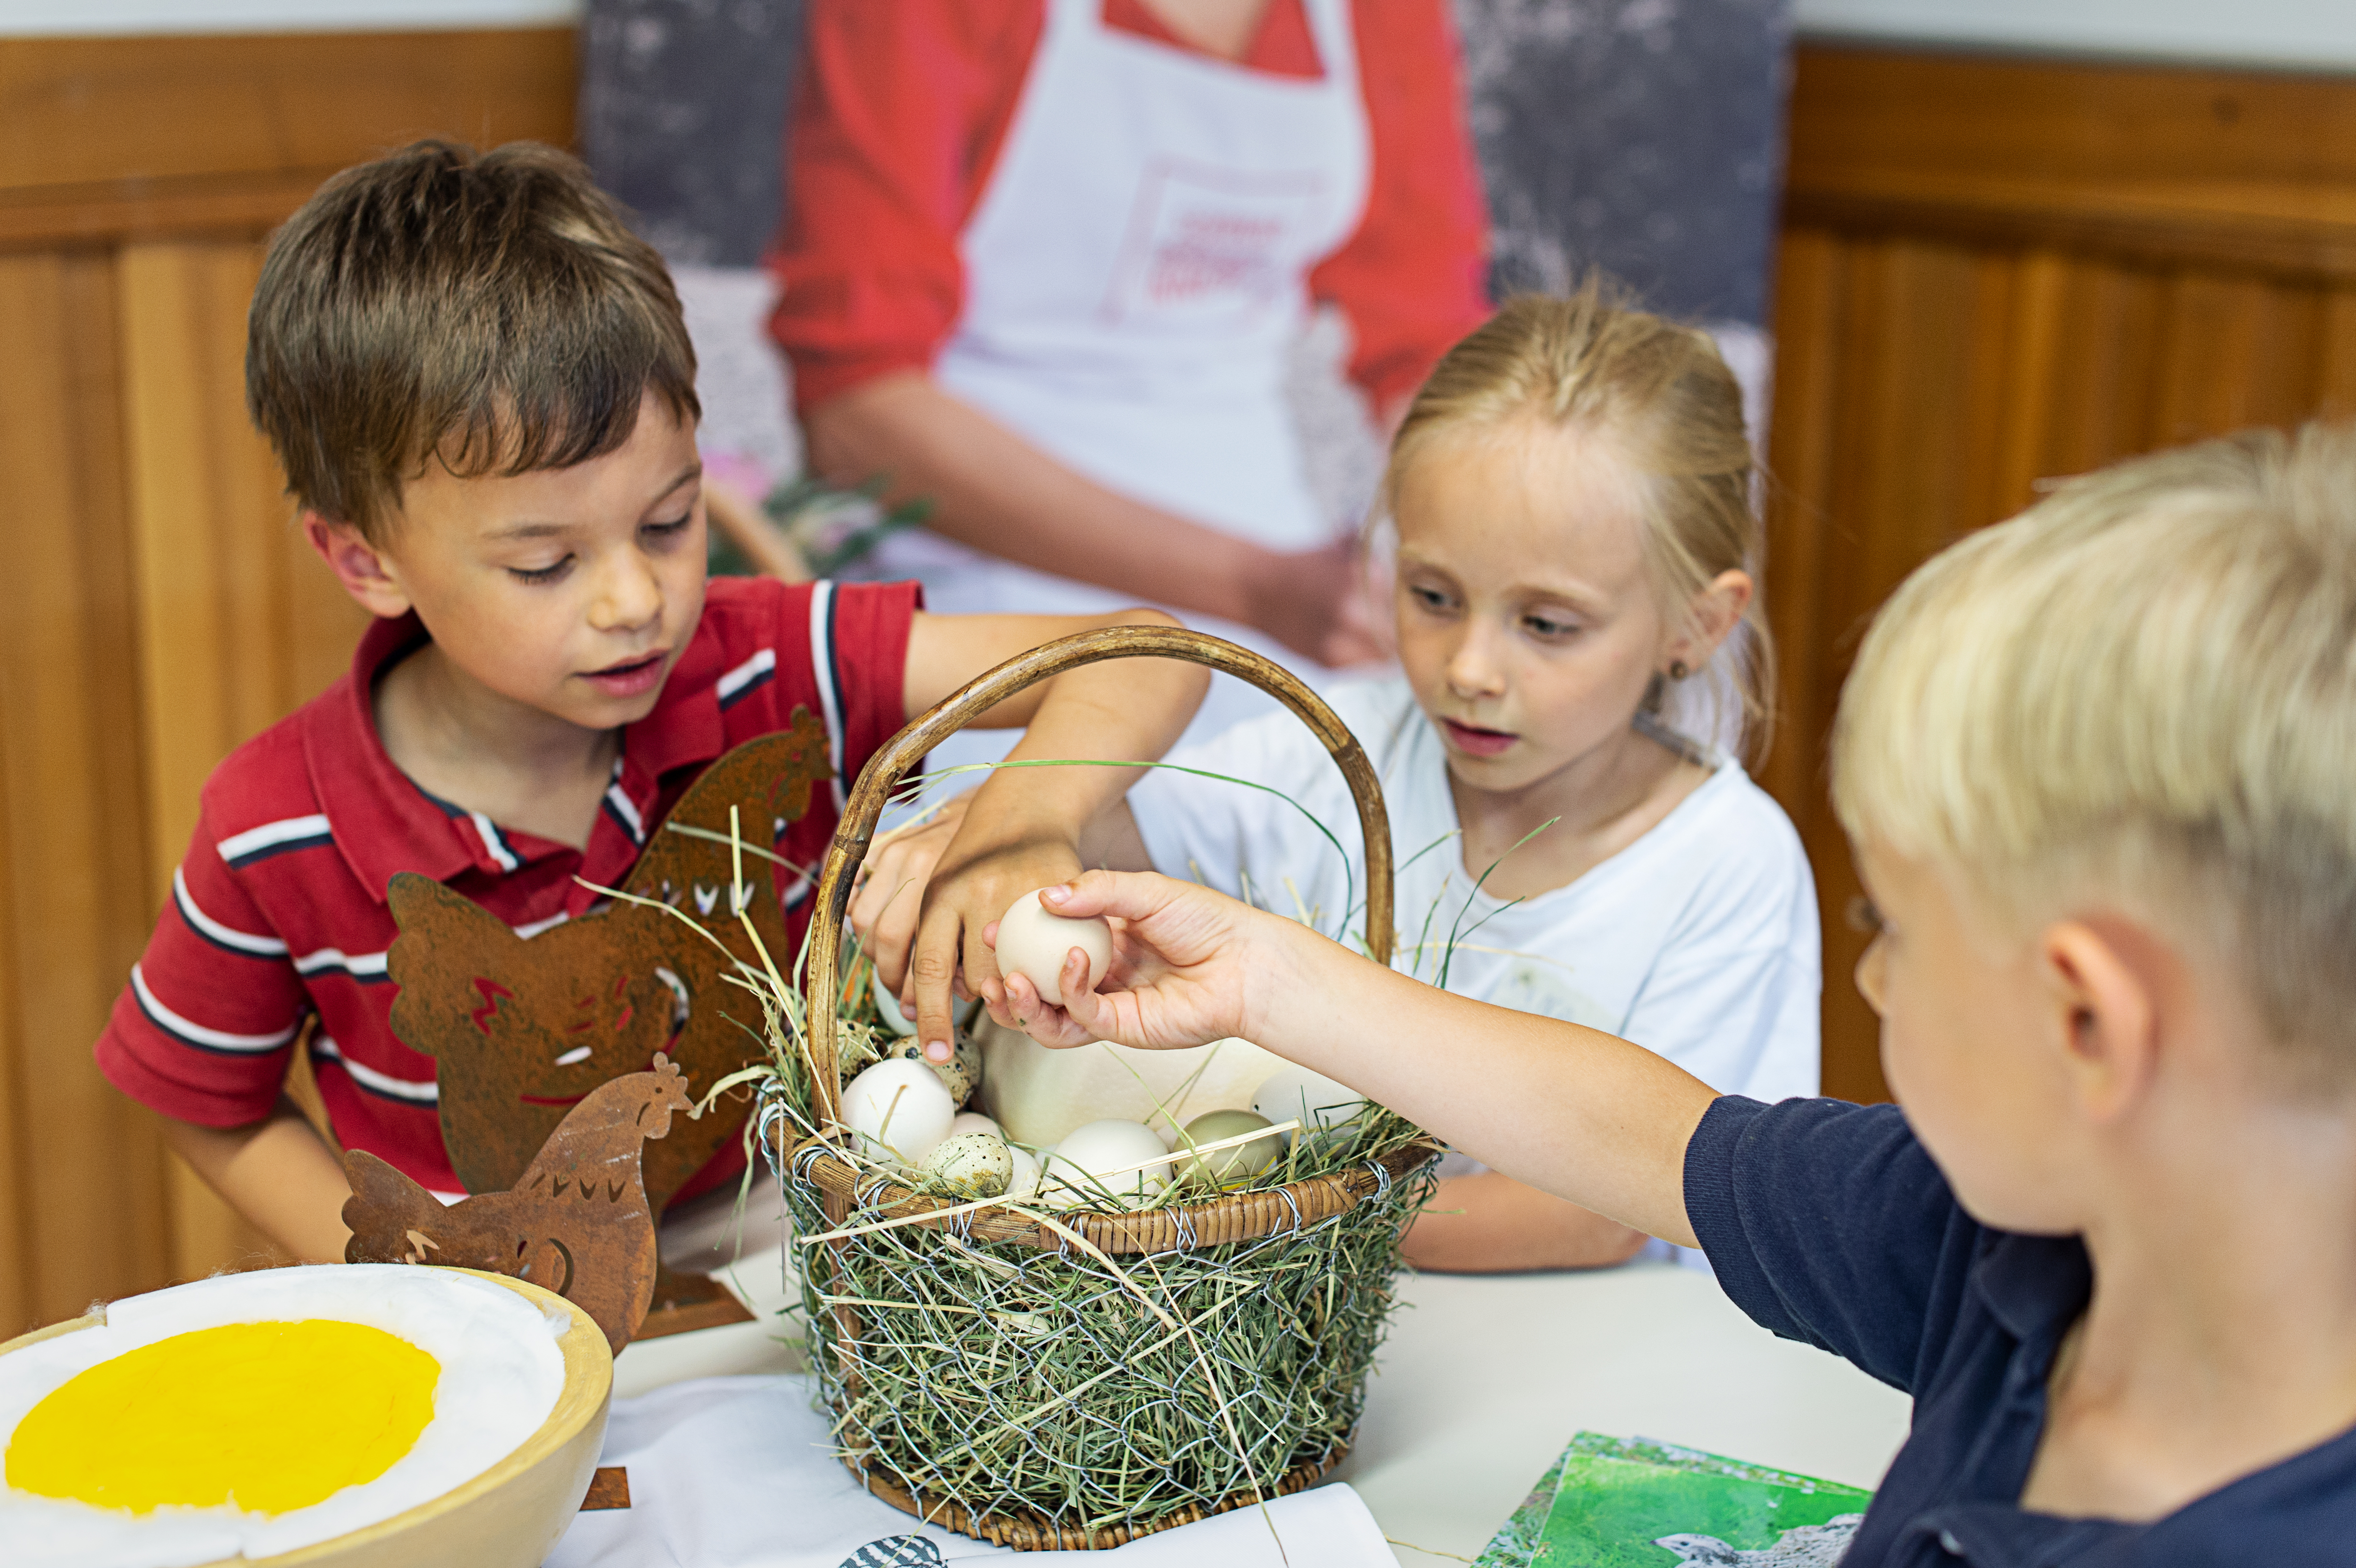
[
  {"xmin": 765, "ymin": 0, "xmax": 1043, "ymax": 416},
  {"xmin": 95, "ymin": 796, "xmax": 312, "ymax": 1129}
]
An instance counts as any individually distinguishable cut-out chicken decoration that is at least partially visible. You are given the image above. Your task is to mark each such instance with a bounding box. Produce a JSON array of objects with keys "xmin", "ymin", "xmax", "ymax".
[
  {"xmin": 382, "ymin": 714, "xmax": 833, "ymax": 1211},
  {"xmin": 343, "ymin": 1055, "xmax": 695, "ymax": 1352}
]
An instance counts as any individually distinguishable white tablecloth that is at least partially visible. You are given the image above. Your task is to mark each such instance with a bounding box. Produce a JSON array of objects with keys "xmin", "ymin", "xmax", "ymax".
[
  {"xmin": 572, "ymin": 1248, "xmax": 1912, "ymax": 1567},
  {"xmin": 547, "ymin": 1375, "xmax": 1392, "ymax": 1568}
]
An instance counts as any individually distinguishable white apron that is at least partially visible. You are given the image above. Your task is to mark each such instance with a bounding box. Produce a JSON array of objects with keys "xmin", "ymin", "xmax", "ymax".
[{"xmin": 872, "ymin": 0, "xmax": 1374, "ymax": 773}]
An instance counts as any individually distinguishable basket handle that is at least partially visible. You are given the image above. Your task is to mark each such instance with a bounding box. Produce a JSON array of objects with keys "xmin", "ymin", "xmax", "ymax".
[{"xmin": 801, "ymin": 625, "xmax": 1394, "ymax": 1128}]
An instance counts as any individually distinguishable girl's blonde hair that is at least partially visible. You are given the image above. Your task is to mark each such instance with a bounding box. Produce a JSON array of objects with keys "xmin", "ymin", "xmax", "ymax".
[
  {"xmin": 1833, "ymin": 423, "xmax": 2356, "ymax": 1078},
  {"xmin": 1383, "ymin": 283, "xmax": 1773, "ymax": 764}
]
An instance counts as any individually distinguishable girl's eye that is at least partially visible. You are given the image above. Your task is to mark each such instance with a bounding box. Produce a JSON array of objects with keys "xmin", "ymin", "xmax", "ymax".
[
  {"xmin": 644, "ymin": 514, "xmax": 693, "ymax": 542},
  {"xmin": 508, "ymin": 557, "xmax": 571, "ymax": 586},
  {"xmin": 1524, "ymin": 613, "xmax": 1578, "ymax": 639},
  {"xmin": 1408, "ymin": 585, "xmax": 1452, "ymax": 612},
  {"xmin": 1845, "ymin": 895, "xmax": 1887, "ymax": 938}
]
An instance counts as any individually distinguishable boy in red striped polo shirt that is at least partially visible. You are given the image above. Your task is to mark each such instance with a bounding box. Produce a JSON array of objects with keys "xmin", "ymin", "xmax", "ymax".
[{"xmin": 94, "ymin": 141, "xmax": 1208, "ymax": 1264}]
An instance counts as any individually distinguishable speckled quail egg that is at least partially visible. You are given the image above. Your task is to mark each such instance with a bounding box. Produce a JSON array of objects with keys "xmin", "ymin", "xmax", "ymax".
[
  {"xmin": 885, "ymin": 1030, "xmax": 981, "ymax": 1106},
  {"xmin": 921, "ymin": 1132, "xmax": 1014, "ymax": 1199}
]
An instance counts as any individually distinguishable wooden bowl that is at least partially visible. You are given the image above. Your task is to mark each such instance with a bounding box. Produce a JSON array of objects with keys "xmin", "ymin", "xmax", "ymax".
[{"xmin": 0, "ymin": 1268, "xmax": 612, "ymax": 1568}]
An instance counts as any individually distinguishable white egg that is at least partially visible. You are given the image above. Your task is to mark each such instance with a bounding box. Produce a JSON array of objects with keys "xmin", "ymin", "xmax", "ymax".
[
  {"xmin": 948, "ymin": 1111, "xmax": 1002, "ymax": 1140},
  {"xmin": 1045, "ymin": 1118, "xmax": 1170, "ymax": 1203},
  {"xmin": 871, "ymin": 967, "xmax": 917, "ymax": 1037},
  {"xmin": 921, "ymin": 1132, "xmax": 1014, "ymax": 1199},
  {"xmin": 1253, "ymin": 1062, "xmax": 1370, "ymax": 1138},
  {"xmin": 1004, "ymin": 1143, "xmax": 1043, "ymax": 1201},
  {"xmin": 841, "ymin": 1057, "xmax": 957, "ymax": 1166},
  {"xmin": 994, "ymin": 889, "xmax": 1113, "ymax": 1008}
]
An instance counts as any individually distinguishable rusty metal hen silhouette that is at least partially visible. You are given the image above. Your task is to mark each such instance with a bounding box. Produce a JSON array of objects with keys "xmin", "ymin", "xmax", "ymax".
[
  {"xmin": 343, "ymin": 1055, "xmax": 697, "ymax": 1352},
  {"xmin": 382, "ymin": 712, "xmax": 833, "ymax": 1212}
]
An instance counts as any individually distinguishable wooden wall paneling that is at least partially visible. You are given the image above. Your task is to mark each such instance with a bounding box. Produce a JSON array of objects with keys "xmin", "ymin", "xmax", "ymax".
[
  {"xmin": 117, "ymin": 238, "xmax": 371, "ymax": 1280},
  {"xmin": 1769, "ymin": 48, "xmax": 2356, "ymax": 1105},
  {"xmin": 2323, "ymin": 288, "xmax": 2356, "ymax": 422},
  {"xmin": 0, "ymin": 27, "xmax": 577, "ymax": 1320},
  {"xmin": 0, "ymin": 251, "xmax": 175, "ymax": 1334},
  {"xmin": 2150, "ymin": 273, "xmax": 2331, "ymax": 446},
  {"xmin": 1757, "ymin": 229, "xmax": 1843, "ymax": 819},
  {"xmin": 1784, "ymin": 49, "xmax": 2356, "ymax": 283},
  {"xmin": 1984, "ymin": 249, "xmax": 2071, "ymax": 518},
  {"xmin": 1765, "ymin": 234, "xmax": 2038, "ymax": 1102},
  {"xmin": 2018, "ymin": 256, "xmax": 2167, "ymax": 491},
  {"xmin": 0, "ymin": 30, "xmax": 577, "ymax": 250}
]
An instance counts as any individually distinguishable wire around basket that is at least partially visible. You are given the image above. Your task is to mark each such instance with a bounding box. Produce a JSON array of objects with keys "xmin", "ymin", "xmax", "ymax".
[
  {"xmin": 852, "ymin": 1438, "xmax": 1343, "ymax": 1552},
  {"xmin": 787, "ymin": 625, "xmax": 1422, "ymax": 1549}
]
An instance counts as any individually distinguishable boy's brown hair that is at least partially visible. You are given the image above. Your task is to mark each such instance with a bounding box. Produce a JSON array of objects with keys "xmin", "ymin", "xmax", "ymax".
[{"xmin": 247, "ymin": 140, "xmax": 698, "ymax": 543}]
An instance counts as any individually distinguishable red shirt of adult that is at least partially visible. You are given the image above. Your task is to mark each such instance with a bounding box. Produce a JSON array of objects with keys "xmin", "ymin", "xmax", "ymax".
[{"xmin": 770, "ymin": 0, "xmax": 1493, "ymax": 419}]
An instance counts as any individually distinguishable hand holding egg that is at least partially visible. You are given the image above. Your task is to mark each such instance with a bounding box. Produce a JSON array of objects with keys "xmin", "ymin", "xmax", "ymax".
[{"xmin": 993, "ymin": 888, "xmax": 1113, "ymax": 1009}]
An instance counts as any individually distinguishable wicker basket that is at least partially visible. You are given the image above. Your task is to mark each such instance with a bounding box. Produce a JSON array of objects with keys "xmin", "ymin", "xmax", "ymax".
[{"xmin": 774, "ymin": 626, "xmax": 1435, "ymax": 1551}]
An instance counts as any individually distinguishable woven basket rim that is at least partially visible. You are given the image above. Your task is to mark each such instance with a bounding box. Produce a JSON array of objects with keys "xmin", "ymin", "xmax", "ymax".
[
  {"xmin": 845, "ymin": 1436, "xmax": 1347, "ymax": 1551},
  {"xmin": 777, "ymin": 1120, "xmax": 1439, "ymax": 1255}
]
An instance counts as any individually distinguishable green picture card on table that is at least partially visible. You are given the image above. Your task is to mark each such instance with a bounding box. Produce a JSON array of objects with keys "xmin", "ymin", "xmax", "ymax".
[{"xmin": 1473, "ymin": 1432, "xmax": 1873, "ymax": 1567}]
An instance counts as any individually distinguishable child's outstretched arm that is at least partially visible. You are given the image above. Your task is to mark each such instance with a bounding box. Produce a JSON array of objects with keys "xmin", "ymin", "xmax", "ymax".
[
  {"xmin": 884, "ymin": 611, "xmax": 1209, "ymax": 1057},
  {"xmin": 1003, "ymin": 871, "xmax": 1717, "ymax": 1248},
  {"xmin": 161, "ymin": 1100, "xmax": 352, "ymax": 1263}
]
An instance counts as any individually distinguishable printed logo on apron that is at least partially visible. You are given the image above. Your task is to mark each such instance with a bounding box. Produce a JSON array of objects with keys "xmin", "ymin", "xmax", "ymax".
[{"xmin": 1103, "ymin": 161, "xmax": 1329, "ymax": 328}]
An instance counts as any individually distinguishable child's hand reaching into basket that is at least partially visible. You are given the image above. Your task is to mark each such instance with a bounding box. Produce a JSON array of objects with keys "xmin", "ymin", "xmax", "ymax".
[
  {"xmin": 1001, "ymin": 870, "xmax": 1719, "ymax": 1249},
  {"xmin": 996, "ymin": 871, "xmax": 1307, "ymax": 1052},
  {"xmin": 856, "ymin": 790, "xmax": 1091, "ymax": 1056}
]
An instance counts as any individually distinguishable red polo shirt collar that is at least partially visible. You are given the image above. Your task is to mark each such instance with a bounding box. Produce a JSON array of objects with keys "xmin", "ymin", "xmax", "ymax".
[{"xmin": 299, "ymin": 610, "xmax": 731, "ymax": 907}]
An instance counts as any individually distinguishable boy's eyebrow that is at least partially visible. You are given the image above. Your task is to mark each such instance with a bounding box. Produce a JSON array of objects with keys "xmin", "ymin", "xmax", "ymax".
[{"xmin": 482, "ymin": 464, "xmax": 705, "ymax": 540}]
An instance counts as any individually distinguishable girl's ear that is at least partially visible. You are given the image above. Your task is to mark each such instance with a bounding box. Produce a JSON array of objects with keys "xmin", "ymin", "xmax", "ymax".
[
  {"xmin": 304, "ymin": 513, "xmax": 413, "ymax": 620},
  {"xmin": 1664, "ymin": 568, "xmax": 1754, "ymax": 673}
]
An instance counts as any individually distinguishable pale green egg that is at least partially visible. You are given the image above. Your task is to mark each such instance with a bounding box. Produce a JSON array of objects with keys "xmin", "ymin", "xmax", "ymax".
[{"xmin": 1173, "ymin": 1110, "xmax": 1282, "ymax": 1188}]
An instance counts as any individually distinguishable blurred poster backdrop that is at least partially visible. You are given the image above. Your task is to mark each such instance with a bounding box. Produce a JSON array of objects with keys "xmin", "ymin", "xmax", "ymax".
[{"xmin": 581, "ymin": 0, "xmax": 1791, "ymax": 512}]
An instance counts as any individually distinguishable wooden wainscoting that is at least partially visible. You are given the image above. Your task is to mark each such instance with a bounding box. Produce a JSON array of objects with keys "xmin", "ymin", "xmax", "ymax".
[
  {"xmin": 1763, "ymin": 46, "xmax": 2356, "ymax": 1103},
  {"xmin": 0, "ymin": 28, "xmax": 572, "ymax": 1335}
]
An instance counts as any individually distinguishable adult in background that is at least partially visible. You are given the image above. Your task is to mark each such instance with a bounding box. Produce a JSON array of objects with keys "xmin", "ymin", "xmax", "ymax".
[{"xmin": 769, "ymin": 0, "xmax": 1491, "ymax": 753}]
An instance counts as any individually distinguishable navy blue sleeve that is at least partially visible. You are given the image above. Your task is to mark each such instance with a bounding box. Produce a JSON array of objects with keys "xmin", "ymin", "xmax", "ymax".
[{"xmin": 1683, "ymin": 1095, "xmax": 1987, "ymax": 1394}]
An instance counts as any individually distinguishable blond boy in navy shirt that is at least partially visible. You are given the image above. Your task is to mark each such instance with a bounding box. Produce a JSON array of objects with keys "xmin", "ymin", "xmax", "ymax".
[
  {"xmin": 999, "ymin": 425, "xmax": 2356, "ymax": 1561},
  {"xmin": 98, "ymin": 141, "xmax": 1207, "ymax": 1263}
]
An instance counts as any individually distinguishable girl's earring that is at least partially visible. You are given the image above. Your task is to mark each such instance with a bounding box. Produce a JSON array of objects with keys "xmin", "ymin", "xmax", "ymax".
[{"xmin": 1668, "ymin": 660, "xmax": 1691, "ymax": 681}]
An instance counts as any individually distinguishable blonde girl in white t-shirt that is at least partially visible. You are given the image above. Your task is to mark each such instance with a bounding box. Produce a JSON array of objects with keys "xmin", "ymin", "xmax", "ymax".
[{"xmin": 854, "ymin": 286, "xmax": 1819, "ymax": 1272}]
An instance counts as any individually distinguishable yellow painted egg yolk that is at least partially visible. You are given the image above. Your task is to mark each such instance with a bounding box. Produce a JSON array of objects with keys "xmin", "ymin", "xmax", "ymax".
[{"xmin": 6, "ymin": 1319, "xmax": 438, "ymax": 1515}]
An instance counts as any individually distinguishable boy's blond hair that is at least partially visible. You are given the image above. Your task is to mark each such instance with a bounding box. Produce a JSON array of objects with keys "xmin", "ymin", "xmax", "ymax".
[
  {"xmin": 1385, "ymin": 283, "xmax": 1773, "ymax": 762},
  {"xmin": 1833, "ymin": 422, "xmax": 2356, "ymax": 1069}
]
